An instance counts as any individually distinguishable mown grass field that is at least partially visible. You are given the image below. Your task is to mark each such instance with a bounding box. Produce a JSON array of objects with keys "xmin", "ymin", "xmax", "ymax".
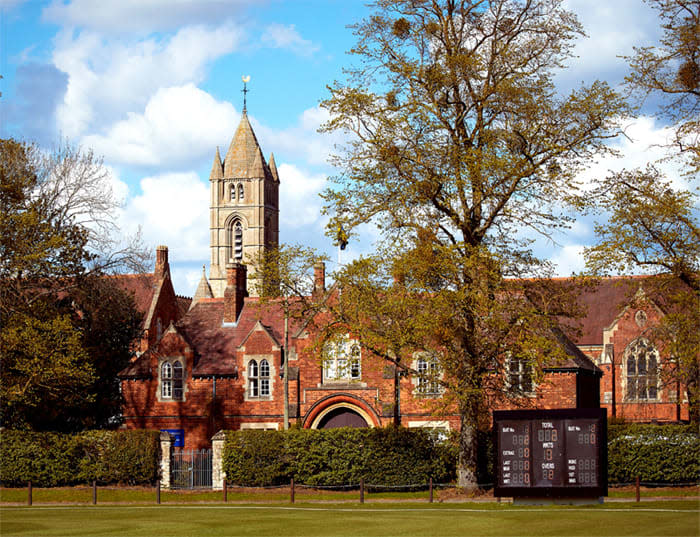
[{"xmin": 1, "ymin": 501, "xmax": 698, "ymax": 537}]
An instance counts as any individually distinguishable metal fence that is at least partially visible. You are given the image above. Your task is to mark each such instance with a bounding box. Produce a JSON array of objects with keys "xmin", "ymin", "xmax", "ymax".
[{"xmin": 171, "ymin": 449, "xmax": 212, "ymax": 489}]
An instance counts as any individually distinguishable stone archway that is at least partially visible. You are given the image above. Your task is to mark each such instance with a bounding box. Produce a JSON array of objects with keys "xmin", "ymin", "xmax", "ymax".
[{"xmin": 304, "ymin": 395, "xmax": 380, "ymax": 429}]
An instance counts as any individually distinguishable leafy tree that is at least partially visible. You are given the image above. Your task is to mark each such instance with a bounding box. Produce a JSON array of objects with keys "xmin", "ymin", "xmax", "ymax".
[
  {"xmin": 625, "ymin": 0, "xmax": 699, "ymax": 172},
  {"xmin": 250, "ymin": 244, "xmax": 329, "ymax": 429},
  {"xmin": 0, "ymin": 138, "xmax": 146, "ymax": 430},
  {"xmin": 320, "ymin": 0, "xmax": 627, "ymax": 487}
]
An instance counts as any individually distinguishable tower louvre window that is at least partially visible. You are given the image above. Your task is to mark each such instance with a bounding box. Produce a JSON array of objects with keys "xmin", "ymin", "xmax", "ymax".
[
  {"xmin": 238, "ymin": 183, "xmax": 244, "ymax": 200},
  {"xmin": 233, "ymin": 221, "xmax": 243, "ymax": 261}
]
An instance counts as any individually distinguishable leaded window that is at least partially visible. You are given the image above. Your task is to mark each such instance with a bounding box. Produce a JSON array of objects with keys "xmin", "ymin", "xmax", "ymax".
[
  {"xmin": 508, "ymin": 355, "xmax": 534, "ymax": 395},
  {"xmin": 416, "ymin": 355, "xmax": 441, "ymax": 395}
]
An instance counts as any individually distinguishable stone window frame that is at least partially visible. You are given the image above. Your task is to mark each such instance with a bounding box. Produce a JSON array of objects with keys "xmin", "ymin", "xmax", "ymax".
[
  {"xmin": 322, "ymin": 335, "xmax": 362, "ymax": 383},
  {"xmin": 624, "ymin": 338, "xmax": 660, "ymax": 402},
  {"xmin": 239, "ymin": 422, "xmax": 279, "ymax": 431},
  {"xmin": 158, "ymin": 357, "xmax": 186, "ymax": 402},
  {"xmin": 237, "ymin": 183, "xmax": 245, "ymax": 201},
  {"xmin": 412, "ymin": 352, "xmax": 443, "ymax": 397},
  {"xmin": 243, "ymin": 355, "xmax": 275, "ymax": 401}
]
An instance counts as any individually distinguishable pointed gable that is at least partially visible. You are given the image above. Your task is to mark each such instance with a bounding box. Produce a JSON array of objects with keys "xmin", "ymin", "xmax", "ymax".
[
  {"xmin": 223, "ymin": 112, "xmax": 272, "ymax": 180},
  {"xmin": 238, "ymin": 319, "xmax": 281, "ymax": 351},
  {"xmin": 191, "ymin": 266, "xmax": 214, "ymax": 309}
]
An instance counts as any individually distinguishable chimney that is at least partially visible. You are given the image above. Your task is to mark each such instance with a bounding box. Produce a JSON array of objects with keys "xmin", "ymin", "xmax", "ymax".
[
  {"xmin": 224, "ymin": 262, "xmax": 248, "ymax": 323},
  {"xmin": 154, "ymin": 245, "xmax": 169, "ymax": 280},
  {"xmin": 313, "ymin": 261, "xmax": 325, "ymax": 297}
]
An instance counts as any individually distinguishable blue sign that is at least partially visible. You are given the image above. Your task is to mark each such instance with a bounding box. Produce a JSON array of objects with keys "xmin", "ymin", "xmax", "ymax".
[{"xmin": 161, "ymin": 429, "xmax": 185, "ymax": 447}]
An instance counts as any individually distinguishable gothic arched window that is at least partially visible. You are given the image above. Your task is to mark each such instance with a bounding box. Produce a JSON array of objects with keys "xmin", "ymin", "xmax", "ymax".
[
  {"xmin": 230, "ymin": 183, "xmax": 236, "ymax": 202},
  {"xmin": 248, "ymin": 359, "xmax": 259, "ymax": 397},
  {"xmin": 625, "ymin": 339, "xmax": 659, "ymax": 401},
  {"xmin": 238, "ymin": 183, "xmax": 244, "ymax": 201}
]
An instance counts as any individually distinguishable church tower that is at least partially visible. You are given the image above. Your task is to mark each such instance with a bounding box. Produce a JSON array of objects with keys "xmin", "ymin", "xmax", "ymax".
[{"xmin": 208, "ymin": 109, "xmax": 280, "ymax": 297}]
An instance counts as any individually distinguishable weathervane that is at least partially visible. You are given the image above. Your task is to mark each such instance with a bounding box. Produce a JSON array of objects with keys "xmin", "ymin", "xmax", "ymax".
[{"xmin": 241, "ymin": 75, "xmax": 250, "ymax": 112}]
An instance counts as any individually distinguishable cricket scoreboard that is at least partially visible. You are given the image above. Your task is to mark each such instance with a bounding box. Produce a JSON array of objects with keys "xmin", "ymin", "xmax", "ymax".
[{"xmin": 493, "ymin": 408, "xmax": 607, "ymax": 498}]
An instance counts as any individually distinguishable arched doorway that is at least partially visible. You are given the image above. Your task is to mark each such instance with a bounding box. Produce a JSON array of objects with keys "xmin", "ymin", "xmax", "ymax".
[{"xmin": 317, "ymin": 406, "xmax": 368, "ymax": 429}]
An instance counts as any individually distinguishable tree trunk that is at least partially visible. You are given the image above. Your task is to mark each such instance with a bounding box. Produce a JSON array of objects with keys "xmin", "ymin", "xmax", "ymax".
[{"xmin": 457, "ymin": 401, "xmax": 479, "ymax": 490}]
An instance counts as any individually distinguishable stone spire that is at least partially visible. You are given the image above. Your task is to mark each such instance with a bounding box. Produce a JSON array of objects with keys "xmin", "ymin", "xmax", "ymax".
[
  {"xmin": 209, "ymin": 147, "xmax": 223, "ymax": 181},
  {"xmin": 190, "ymin": 266, "xmax": 214, "ymax": 310},
  {"xmin": 223, "ymin": 112, "xmax": 272, "ymax": 180},
  {"xmin": 268, "ymin": 153, "xmax": 279, "ymax": 183}
]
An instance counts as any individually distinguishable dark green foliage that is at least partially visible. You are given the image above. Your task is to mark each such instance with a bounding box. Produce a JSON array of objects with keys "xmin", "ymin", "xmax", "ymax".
[
  {"xmin": 0, "ymin": 430, "xmax": 160, "ymax": 486},
  {"xmin": 223, "ymin": 427, "xmax": 456, "ymax": 487},
  {"xmin": 607, "ymin": 423, "xmax": 699, "ymax": 484}
]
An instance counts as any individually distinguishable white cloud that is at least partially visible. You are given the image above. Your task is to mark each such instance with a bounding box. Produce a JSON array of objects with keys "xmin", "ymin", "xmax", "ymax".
[
  {"xmin": 120, "ymin": 172, "xmax": 209, "ymax": 263},
  {"xmin": 577, "ymin": 116, "xmax": 687, "ymax": 190},
  {"xmin": 42, "ymin": 0, "xmax": 257, "ymax": 34},
  {"xmin": 261, "ymin": 23, "xmax": 319, "ymax": 56},
  {"xmin": 278, "ymin": 163, "xmax": 326, "ymax": 229},
  {"xmin": 52, "ymin": 23, "xmax": 243, "ymax": 137},
  {"xmin": 257, "ymin": 105, "xmax": 347, "ymax": 168},
  {"xmin": 560, "ymin": 0, "xmax": 660, "ymax": 87},
  {"xmin": 83, "ymin": 84, "xmax": 238, "ymax": 167},
  {"xmin": 550, "ymin": 244, "xmax": 586, "ymax": 276}
]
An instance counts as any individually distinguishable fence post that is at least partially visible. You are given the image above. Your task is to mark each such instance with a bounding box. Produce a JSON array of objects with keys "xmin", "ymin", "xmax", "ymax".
[
  {"xmin": 223, "ymin": 479, "xmax": 228, "ymax": 503},
  {"xmin": 290, "ymin": 477, "xmax": 295, "ymax": 504},
  {"xmin": 159, "ymin": 431, "xmax": 173, "ymax": 490},
  {"xmin": 429, "ymin": 478, "xmax": 433, "ymax": 503},
  {"xmin": 156, "ymin": 479, "xmax": 161, "ymax": 504},
  {"xmin": 27, "ymin": 481, "xmax": 32, "ymax": 506},
  {"xmin": 360, "ymin": 479, "xmax": 364, "ymax": 504},
  {"xmin": 92, "ymin": 480, "xmax": 97, "ymax": 505},
  {"xmin": 635, "ymin": 476, "xmax": 640, "ymax": 503},
  {"xmin": 211, "ymin": 430, "xmax": 226, "ymax": 491}
]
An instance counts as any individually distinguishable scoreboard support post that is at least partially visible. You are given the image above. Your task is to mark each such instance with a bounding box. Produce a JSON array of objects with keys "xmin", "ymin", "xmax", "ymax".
[{"xmin": 493, "ymin": 408, "xmax": 607, "ymax": 505}]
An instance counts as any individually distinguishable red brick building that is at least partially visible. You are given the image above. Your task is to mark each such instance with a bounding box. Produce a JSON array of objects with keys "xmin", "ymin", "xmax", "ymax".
[{"xmin": 117, "ymin": 114, "xmax": 689, "ymax": 449}]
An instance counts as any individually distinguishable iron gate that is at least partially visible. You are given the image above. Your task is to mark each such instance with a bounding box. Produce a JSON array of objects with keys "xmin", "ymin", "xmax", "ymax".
[{"xmin": 171, "ymin": 449, "xmax": 212, "ymax": 489}]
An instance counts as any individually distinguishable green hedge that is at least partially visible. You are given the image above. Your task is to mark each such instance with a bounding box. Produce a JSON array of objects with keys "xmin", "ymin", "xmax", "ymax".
[
  {"xmin": 223, "ymin": 427, "xmax": 457, "ymax": 487},
  {"xmin": 0, "ymin": 430, "xmax": 160, "ymax": 487},
  {"xmin": 607, "ymin": 424, "xmax": 699, "ymax": 484}
]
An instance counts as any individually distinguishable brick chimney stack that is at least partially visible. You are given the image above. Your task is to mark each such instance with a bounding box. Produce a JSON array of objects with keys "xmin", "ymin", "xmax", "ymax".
[
  {"xmin": 154, "ymin": 245, "xmax": 170, "ymax": 280},
  {"xmin": 224, "ymin": 262, "xmax": 248, "ymax": 323},
  {"xmin": 313, "ymin": 261, "xmax": 326, "ymax": 297}
]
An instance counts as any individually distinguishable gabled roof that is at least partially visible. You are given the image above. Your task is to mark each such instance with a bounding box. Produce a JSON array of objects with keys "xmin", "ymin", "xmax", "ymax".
[{"xmin": 168, "ymin": 296, "xmax": 303, "ymax": 377}]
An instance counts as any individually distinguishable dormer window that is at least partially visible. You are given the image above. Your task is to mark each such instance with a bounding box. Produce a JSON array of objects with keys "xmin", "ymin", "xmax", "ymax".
[
  {"xmin": 161, "ymin": 359, "xmax": 184, "ymax": 401},
  {"xmin": 248, "ymin": 359, "xmax": 270, "ymax": 398}
]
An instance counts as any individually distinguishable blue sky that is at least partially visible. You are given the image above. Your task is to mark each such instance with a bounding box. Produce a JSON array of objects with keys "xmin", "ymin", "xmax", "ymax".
[{"xmin": 0, "ymin": 0, "xmax": 687, "ymax": 295}]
